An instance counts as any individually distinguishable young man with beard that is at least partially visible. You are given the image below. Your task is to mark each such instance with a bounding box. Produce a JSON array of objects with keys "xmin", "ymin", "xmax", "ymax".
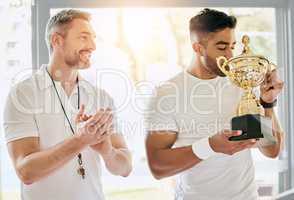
[
  {"xmin": 3, "ymin": 9, "xmax": 132, "ymax": 200},
  {"xmin": 145, "ymin": 8, "xmax": 284, "ymax": 200}
]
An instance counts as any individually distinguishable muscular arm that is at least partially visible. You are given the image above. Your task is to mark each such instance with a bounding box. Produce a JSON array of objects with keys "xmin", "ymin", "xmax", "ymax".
[
  {"xmin": 145, "ymin": 131, "xmax": 201, "ymax": 179},
  {"xmin": 7, "ymin": 136, "xmax": 86, "ymax": 185},
  {"xmin": 258, "ymin": 108, "xmax": 284, "ymax": 158},
  {"xmin": 145, "ymin": 129, "xmax": 256, "ymax": 180}
]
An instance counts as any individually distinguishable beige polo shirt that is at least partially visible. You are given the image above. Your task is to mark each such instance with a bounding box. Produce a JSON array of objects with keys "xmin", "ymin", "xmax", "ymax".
[{"xmin": 3, "ymin": 65, "xmax": 119, "ymax": 200}]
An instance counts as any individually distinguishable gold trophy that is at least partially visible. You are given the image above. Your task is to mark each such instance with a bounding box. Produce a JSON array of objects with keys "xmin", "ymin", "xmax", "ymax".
[{"xmin": 216, "ymin": 35, "xmax": 276, "ymax": 142}]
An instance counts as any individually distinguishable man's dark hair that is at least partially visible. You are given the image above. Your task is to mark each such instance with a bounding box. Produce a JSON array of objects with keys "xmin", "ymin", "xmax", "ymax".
[{"xmin": 189, "ymin": 8, "xmax": 237, "ymax": 42}]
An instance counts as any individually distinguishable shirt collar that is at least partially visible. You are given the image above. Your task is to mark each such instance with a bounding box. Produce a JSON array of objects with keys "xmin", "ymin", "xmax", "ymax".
[{"xmin": 36, "ymin": 64, "xmax": 95, "ymax": 95}]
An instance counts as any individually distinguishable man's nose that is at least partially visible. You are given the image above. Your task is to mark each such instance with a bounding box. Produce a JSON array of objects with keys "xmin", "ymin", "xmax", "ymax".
[{"xmin": 225, "ymin": 49, "xmax": 233, "ymax": 59}]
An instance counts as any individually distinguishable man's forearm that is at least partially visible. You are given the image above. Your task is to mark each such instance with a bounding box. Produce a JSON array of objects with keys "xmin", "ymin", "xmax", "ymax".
[
  {"xmin": 16, "ymin": 136, "xmax": 86, "ymax": 184},
  {"xmin": 259, "ymin": 108, "xmax": 284, "ymax": 158},
  {"xmin": 147, "ymin": 146, "xmax": 201, "ymax": 179},
  {"xmin": 102, "ymin": 148, "xmax": 132, "ymax": 177}
]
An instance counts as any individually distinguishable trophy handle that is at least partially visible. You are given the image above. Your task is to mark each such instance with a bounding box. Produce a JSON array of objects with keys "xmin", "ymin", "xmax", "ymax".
[{"xmin": 216, "ymin": 56, "xmax": 230, "ymax": 76}]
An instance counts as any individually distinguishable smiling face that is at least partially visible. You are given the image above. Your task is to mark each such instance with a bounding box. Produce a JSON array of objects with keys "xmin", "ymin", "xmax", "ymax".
[
  {"xmin": 51, "ymin": 18, "xmax": 96, "ymax": 69},
  {"xmin": 196, "ymin": 28, "xmax": 236, "ymax": 77}
]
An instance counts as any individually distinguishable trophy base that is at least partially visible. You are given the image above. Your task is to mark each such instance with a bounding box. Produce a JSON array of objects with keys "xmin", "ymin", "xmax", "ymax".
[{"xmin": 229, "ymin": 114, "xmax": 271, "ymax": 141}]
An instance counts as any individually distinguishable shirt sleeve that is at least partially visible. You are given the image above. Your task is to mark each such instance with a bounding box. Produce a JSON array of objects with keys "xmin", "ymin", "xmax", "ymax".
[
  {"xmin": 144, "ymin": 86, "xmax": 179, "ymax": 132},
  {"xmin": 3, "ymin": 84, "xmax": 39, "ymax": 143}
]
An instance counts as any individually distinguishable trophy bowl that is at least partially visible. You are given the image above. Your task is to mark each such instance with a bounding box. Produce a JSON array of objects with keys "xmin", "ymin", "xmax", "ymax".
[{"xmin": 217, "ymin": 55, "xmax": 270, "ymax": 90}]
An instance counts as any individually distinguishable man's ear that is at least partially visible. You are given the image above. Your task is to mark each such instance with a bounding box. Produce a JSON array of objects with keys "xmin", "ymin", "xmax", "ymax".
[
  {"xmin": 50, "ymin": 32, "xmax": 63, "ymax": 50},
  {"xmin": 192, "ymin": 42, "xmax": 205, "ymax": 56}
]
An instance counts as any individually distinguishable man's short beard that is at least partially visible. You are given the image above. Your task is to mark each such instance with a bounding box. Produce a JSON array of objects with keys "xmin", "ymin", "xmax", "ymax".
[
  {"xmin": 64, "ymin": 52, "xmax": 90, "ymax": 68},
  {"xmin": 65, "ymin": 55, "xmax": 79, "ymax": 67}
]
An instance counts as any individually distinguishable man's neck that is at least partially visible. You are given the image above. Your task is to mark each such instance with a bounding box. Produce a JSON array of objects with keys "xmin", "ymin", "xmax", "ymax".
[
  {"xmin": 188, "ymin": 56, "xmax": 217, "ymax": 80},
  {"xmin": 47, "ymin": 59, "xmax": 79, "ymax": 96}
]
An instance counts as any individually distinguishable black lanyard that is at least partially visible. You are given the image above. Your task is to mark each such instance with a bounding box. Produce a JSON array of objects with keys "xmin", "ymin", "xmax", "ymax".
[{"xmin": 46, "ymin": 67, "xmax": 86, "ymax": 179}]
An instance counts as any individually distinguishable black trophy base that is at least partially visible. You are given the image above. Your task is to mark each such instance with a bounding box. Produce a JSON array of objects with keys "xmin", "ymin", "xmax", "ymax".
[{"xmin": 229, "ymin": 114, "xmax": 264, "ymax": 141}]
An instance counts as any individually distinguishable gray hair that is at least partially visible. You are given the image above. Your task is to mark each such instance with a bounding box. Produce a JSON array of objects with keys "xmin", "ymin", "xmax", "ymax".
[{"xmin": 45, "ymin": 9, "xmax": 91, "ymax": 53}]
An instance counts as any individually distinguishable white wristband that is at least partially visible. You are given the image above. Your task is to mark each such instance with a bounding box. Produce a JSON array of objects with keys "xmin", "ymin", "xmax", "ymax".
[{"xmin": 192, "ymin": 137, "xmax": 217, "ymax": 160}]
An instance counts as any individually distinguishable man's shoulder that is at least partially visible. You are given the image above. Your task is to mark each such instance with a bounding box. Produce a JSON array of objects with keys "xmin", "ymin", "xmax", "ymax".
[
  {"xmin": 155, "ymin": 71, "xmax": 186, "ymax": 96},
  {"xmin": 4, "ymin": 72, "xmax": 41, "ymax": 113},
  {"xmin": 11, "ymin": 66, "xmax": 52, "ymax": 93},
  {"xmin": 9, "ymin": 73, "xmax": 38, "ymax": 98}
]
